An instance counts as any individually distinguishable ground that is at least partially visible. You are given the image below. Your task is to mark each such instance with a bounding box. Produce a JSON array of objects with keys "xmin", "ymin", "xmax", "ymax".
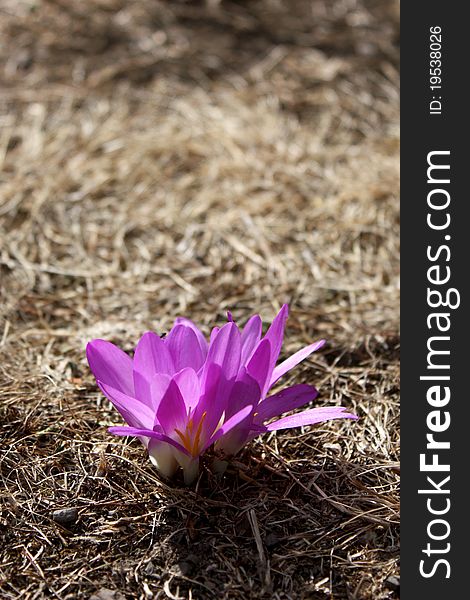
[{"xmin": 0, "ymin": 1, "xmax": 399, "ymax": 598}]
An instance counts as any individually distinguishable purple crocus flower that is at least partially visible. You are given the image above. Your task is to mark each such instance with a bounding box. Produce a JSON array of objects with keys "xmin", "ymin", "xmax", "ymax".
[{"xmin": 86, "ymin": 305, "xmax": 357, "ymax": 484}]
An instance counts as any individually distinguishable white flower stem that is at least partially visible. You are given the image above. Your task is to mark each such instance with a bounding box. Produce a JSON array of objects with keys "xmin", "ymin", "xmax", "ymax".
[{"xmin": 182, "ymin": 458, "xmax": 199, "ymax": 485}]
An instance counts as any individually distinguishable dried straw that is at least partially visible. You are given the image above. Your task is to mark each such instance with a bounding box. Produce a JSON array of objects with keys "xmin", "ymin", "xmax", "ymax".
[{"xmin": 0, "ymin": 1, "xmax": 399, "ymax": 598}]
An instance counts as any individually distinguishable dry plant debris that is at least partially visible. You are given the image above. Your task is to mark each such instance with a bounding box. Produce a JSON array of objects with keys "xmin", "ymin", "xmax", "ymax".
[{"xmin": 0, "ymin": 1, "xmax": 399, "ymax": 599}]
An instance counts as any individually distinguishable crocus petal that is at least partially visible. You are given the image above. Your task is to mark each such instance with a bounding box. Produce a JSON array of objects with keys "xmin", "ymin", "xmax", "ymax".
[
  {"xmin": 240, "ymin": 314, "xmax": 262, "ymax": 365},
  {"xmin": 209, "ymin": 326, "xmax": 220, "ymax": 344},
  {"xmin": 265, "ymin": 406, "xmax": 358, "ymax": 431},
  {"xmin": 246, "ymin": 338, "xmax": 271, "ymax": 394},
  {"xmin": 254, "ymin": 384, "xmax": 318, "ymax": 423},
  {"xmin": 133, "ymin": 332, "xmax": 174, "ymax": 401},
  {"xmin": 156, "ymin": 379, "xmax": 188, "ymax": 434},
  {"xmin": 263, "ymin": 304, "xmax": 289, "ymax": 390},
  {"xmin": 98, "ymin": 381, "xmax": 155, "ymax": 429},
  {"xmin": 225, "ymin": 367, "xmax": 261, "ymax": 420},
  {"xmin": 203, "ymin": 322, "xmax": 241, "ymax": 382},
  {"xmin": 215, "ymin": 372, "xmax": 260, "ymax": 455},
  {"xmin": 174, "ymin": 317, "xmax": 208, "ymax": 358},
  {"xmin": 173, "ymin": 367, "xmax": 200, "ymax": 411},
  {"xmin": 149, "ymin": 373, "xmax": 172, "ymax": 411},
  {"xmin": 87, "ymin": 340, "xmax": 134, "ymax": 396},
  {"xmin": 166, "ymin": 324, "xmax": 205, "ymax": 372},
  {"xmin": 191, "ymin": 363, "xmax": 226, "ymax": 448},
  {"xmin": 205, "ymin": 404, "xmax": 254, "ymax": 451},
  {"xmin": 133, "ymin": 371, "xmax": 152, "ymax": 406},
  {"xmin": 269, "ymin": 340, "xmax": 326, "ymax": 387},
  {"xmin": 108, "ymin": 426, "xmax": 190, "ymax": 456}
]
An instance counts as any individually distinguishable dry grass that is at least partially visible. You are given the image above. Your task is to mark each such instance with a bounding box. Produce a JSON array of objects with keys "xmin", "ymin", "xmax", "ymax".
[{"xmin": 0, "ymin": 1, "xmax": 399, "ymax": 598}]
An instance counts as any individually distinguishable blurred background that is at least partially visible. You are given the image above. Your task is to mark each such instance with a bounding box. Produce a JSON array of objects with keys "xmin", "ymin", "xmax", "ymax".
[{"xmin": 0, "ymin": 1, "xmax": 399, "ymax": 599}]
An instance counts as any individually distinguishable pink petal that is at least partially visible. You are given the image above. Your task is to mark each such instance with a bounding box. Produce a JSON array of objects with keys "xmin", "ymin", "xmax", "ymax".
[
  {"xmin": 133, "ymin": 332, "xmax": 174, "ymax": 401},
  {"xmin": 156, "ymin": 379, "xmax": 188, "ymax": 434},
  {"xmin": 209, "ymin": 326, "xmax": 220, "ymax": 344},
  {"xmin": 205, "ymin": 404, "xmax": 254, "ymax": 451},
  {"xmin": 149, "ymin": 373, "xmax": 172, "ymax": 411},
  {"xmin": 216, "ymin": 371, "xmax": 261, "ymax": 455},
  {"xmin": 174, "ymin": 317, "xmax": 208, "ymax": 358},
  {"xmin": 134, "ymin": 331, "xmax": 174, "ymax": 375},
  {"xmin": 262, "ymin": 304, "xmax": 289, "ymax": 391},
  {"xmin": 191, "ymin": 363, "xmax": 226, "ymax": 445},
  {"xmin": 166, "ymin": 324, "xmax": 205, "ymax": 372},
  {"xmin": 265, "ymin": 406, "xmax": 358, "ymax": 431},
  {"xmin": 197, "ymin": 323, "xmax": 243, "ymax": 439},
  {"xmin": 246, "ymin": 338, "xmax": 271, "ymax": 394},
  {"xmin": 173, "ymin": 367, "xmax": 200, "ymax": 411},
  {"xmin": 255, "ymin": 384, "xmax": 318, "ymax": 423},
  {"xmin": 98, "ymin": 381, "xmax": 155, "ymax": 429},
  {"xmin": 269, "ymin": 340, "xmax": 326, "ymax": 387},
  {"xmin": 240, "ymin": 314, "xmax": 262, "ymax": 365},
  {"xmin": 203, "ymin": 322, "xmax": 241, "ymax": 382},
  {"xmin": 87, "ymin": 340, "xmax": 134, "ymax": 397},
  {"xmin": 108, "ymin": 426, "xmax": 190, "ymax": 456},
  {"xmin": 225, "ymin": 367, "xmax": 261, "ymax": 420}
]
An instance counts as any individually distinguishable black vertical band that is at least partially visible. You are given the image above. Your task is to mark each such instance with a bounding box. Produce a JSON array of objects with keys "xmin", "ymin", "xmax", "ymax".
[{"xmin": 401, "ymin": 4, "xmax": 467, "ymax": 597}]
